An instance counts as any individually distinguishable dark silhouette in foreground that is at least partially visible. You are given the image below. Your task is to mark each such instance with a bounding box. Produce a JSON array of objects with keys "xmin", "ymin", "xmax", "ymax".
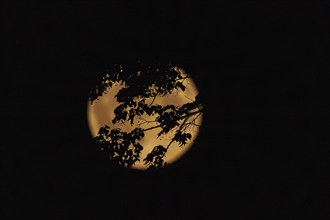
[{"xmin": 89, "ymin": 63, "xmax": 203, "ymax": 169}]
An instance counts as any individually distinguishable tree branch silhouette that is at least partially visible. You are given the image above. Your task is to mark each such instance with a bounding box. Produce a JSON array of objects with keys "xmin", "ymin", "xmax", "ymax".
[{"xmin": 89, "ymin": 63, "xmax": 203, "ymax": 169}]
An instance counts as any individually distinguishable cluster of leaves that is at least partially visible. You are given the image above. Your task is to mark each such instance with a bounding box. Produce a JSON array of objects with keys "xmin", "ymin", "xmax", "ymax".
[
  {"xmin": 143, "ymin": 145, "xmax": 169, "ymax": 169},
  {"xmin": 89, "ymin": 74, "xmax": 113, "ymax": 104},
  {"xmin": 174, "ymin": 131, "xmax": 192, "ymax": 147},
  {"xmin": 90, "ymin": 63, "xmax": 203, "ymax": 169},
  {"xmin": 89, "ymin": 63, "xmax": 187, "ymax": 103},
  {"xmin": 94, "ymin": 125, "xmax": 144, "ymax": 167}
]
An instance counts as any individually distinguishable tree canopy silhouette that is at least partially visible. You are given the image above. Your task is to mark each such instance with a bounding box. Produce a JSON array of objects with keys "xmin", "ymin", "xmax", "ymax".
[{"xmin": 89, "ymin": 63, "xmax": 203, "ymax": 169}]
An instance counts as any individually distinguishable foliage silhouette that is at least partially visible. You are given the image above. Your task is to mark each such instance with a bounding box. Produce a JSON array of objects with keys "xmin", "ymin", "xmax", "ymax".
[{"xmin": 89, "ymin": 63, "xmax": 203, "ymax": 169}]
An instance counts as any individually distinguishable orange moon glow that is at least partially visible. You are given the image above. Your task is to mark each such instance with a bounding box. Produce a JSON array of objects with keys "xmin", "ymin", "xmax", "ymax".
[{"xmin": 87, "ymin": 67, "xmax": 202, "ymax": 170}]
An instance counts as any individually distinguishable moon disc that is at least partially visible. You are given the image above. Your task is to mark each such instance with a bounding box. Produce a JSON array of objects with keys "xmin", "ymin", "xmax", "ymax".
[{"xmin": 87, "ymin": 67, "xmax": 202, "ymax": 170}]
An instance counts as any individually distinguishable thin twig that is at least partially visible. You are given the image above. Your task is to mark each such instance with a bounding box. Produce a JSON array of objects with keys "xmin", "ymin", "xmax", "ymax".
[{"xmin": 142, "ymin": 124, "xmax": 162, "ymax": 132}]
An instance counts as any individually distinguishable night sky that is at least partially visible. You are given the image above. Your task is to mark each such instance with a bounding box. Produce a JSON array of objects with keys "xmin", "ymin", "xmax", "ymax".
[{"xmin": 3, "ymin": 1, "xmax": 330, "ymax": 219}]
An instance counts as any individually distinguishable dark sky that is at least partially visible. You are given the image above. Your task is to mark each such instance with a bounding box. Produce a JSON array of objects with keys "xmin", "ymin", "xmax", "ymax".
[{"xmin": 3, "ymin": 1, "xmax": 330, "ymax": 219}]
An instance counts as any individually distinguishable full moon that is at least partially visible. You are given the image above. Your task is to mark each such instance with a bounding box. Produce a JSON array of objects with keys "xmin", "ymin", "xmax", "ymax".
[{"xmin": 87, "ymin": 66, "xmax": 202, "ymax": 170}]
